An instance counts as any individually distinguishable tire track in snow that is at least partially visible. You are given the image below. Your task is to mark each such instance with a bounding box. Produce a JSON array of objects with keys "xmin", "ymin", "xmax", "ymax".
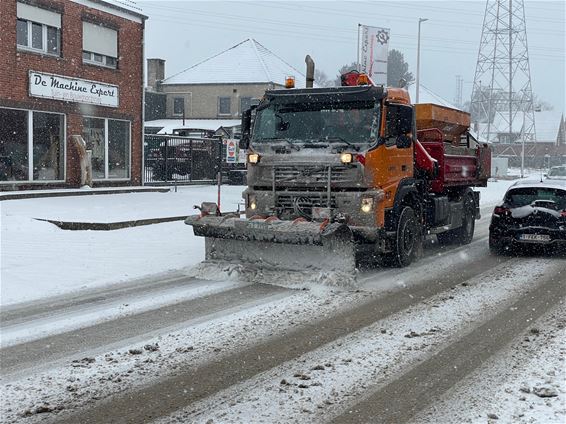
[
  {"xmin": 332, "ymin": 259, "xmax": 565, "ymax": 424},
  {"xmin": 48, "ymin": 248, "xmax": 511, "ymax": 424},
  {"xmin": 0, "ymin": 283, "xmax": 289, "ymax": 379},
  {"xmin": 156, "ymin": 258, "xmax": 561, "ymax": 424}
]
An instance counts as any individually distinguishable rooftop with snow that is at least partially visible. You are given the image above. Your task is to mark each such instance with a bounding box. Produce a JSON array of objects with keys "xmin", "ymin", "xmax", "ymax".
[{"xmin": 161, "ymin": 38, "xmax": 308, "ymax": 87}]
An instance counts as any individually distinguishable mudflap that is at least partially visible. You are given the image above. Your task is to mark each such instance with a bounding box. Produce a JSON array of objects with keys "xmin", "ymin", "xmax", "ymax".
[{"xmin": 186, "ymin": 215, "xmax": 357, "ymax": 277}]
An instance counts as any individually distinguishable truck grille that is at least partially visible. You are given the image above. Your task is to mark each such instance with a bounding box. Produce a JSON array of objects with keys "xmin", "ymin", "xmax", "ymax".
[
  {"xmin": 274, "ymin": 166, "xmax": 351, "ymax": 184},
  {"xmin": 276, "ymin": 192, "xmax": 336, "ymax": 217}
]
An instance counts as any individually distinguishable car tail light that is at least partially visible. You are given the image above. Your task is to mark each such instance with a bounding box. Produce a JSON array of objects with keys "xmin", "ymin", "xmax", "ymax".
[{"xmin": 493, "ymin": 206, "xmax": 510, "ymax": 217}]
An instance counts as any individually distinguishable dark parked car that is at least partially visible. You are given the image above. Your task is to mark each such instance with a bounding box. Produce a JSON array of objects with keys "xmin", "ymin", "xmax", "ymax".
[{"xmin": 489, "ymin": 179, "xmax": 566, "ymax": 254}]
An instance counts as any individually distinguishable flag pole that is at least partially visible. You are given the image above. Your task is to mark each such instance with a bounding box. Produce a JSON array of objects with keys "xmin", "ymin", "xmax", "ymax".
[{"xmin": 357, "ymin": 23, "xmax": 361, "ymax": 71}]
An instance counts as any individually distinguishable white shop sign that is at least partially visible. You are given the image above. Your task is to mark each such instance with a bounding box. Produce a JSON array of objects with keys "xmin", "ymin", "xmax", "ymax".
[{"xmin": 29, "ymin": 71, "xmax": 119, "ymax": 108}]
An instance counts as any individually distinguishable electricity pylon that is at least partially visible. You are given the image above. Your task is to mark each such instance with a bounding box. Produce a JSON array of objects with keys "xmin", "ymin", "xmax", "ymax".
[{"xmin": 470, "ymin": 0, "xmax": 536, "ymax": 143}]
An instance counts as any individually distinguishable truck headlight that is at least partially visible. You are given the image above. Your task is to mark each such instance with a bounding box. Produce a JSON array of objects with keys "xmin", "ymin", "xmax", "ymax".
[
  {"xmin": 340, "ymin": 153, "xmax": 353, "ymax": 164},
  {"xmin": 248, "ymin": 194, "xmax": 257, "ymax": 210},
  {"xmin": 248, "ymin": 153, "xmax": 260, "ymax": 164},
  {"xmin": 361, "ymin": 197, "xmax": 373, "ymax": 213}
]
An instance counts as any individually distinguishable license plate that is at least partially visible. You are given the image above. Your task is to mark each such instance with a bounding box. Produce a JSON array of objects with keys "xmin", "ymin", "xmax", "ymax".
[
  {"xmin": 247, "ymin": 221, "xmax": 269, "ymax": 230},
  {"xmin": 520, "ymin": 234, "xmax": 550, "ymax": 242}
]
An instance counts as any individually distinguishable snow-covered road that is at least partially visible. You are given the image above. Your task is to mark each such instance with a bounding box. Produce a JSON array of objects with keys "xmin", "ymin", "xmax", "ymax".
[{"xmin": 1, "ymin": 179, "xmax": 564, "ymax": 423}]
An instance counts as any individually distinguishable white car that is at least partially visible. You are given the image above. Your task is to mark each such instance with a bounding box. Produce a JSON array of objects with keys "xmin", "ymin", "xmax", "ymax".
[{"xmin": 546, "ymin": 165, "xmax": 566, "ymax": 180}]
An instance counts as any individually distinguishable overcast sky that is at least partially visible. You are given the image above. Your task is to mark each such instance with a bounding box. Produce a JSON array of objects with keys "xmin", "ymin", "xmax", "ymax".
[{"xmin": 138, "ymin": 0, "xmax": 565, "ymax": 112}]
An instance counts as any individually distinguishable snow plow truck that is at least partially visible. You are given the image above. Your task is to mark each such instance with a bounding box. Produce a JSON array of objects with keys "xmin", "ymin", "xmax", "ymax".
[{"xmin": 185, "ymin": 70, "xmax": 491, "ymax": 275}]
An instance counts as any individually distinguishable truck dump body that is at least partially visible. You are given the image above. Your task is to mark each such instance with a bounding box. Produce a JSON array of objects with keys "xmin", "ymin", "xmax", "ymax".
[{"xmin": 415, "ymin": 104, "xmax": 490, "ymax": 193}]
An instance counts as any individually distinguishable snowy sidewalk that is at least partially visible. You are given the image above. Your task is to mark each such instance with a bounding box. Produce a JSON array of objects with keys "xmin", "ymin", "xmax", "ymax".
[{"xmin": 0, "ymin": 185, "xmax": 244, "ymax": 306}]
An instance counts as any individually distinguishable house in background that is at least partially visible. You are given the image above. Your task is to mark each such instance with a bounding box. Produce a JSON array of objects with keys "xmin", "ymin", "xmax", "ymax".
[
  {"xmin": 484, "ymin": 111, "xmax": 566, "ymax": 168},
  {"xmin": 144, "ymin": 38, "xmax": 308, "ymax": 135}
]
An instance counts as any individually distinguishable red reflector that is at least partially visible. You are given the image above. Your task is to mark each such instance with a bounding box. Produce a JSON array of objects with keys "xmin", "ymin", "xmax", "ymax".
[
  {"xmin": 355, "ymin": 154, "xmax": 366, "ymax": 165},
  {"xmin": 493, "ymin": 206, "xmax": 510, "ymax": 215}
]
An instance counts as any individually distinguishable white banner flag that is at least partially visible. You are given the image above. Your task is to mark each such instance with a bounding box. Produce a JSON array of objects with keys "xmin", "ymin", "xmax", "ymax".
[{"xmin": 358, "ymin": 25, "xmax": 390, "ymax": 85}]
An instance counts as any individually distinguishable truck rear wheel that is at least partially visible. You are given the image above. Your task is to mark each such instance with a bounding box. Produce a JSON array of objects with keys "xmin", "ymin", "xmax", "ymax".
[
  {"xmin": 437, "ymin": 194, "xmax": 475, "ymax": 245},
  {"xmin": 387, "ymin": 206, "xmax": 420, "ymax": 267}
]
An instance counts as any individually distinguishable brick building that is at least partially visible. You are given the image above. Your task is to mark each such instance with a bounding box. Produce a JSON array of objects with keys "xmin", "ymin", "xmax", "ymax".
[{"xmin": 0, "ymin": 0, "xmax": 146, "ymax": 190}]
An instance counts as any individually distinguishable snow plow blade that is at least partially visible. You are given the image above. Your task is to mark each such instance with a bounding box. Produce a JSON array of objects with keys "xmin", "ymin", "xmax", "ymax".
[{"xmin": 185, "ymin": 215, "xmax": 357, "ymax": 274}]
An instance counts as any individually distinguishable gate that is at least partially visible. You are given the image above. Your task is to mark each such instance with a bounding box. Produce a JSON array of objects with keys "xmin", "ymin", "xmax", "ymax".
[{"xmin": 144, "ymin": 134, "xmax": 222, "ymax": 184}]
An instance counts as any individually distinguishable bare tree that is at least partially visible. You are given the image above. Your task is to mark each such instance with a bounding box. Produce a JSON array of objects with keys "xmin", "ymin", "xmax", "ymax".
[{"xmin": 314, "ymin": 69, "xmax": 334, "ymax": 88}]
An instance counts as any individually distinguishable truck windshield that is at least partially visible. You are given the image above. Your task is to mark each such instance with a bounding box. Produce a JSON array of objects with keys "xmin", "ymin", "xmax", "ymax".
[{"xmin": 251, "ymin": 100, "xmax": 378, "ymax": 147}]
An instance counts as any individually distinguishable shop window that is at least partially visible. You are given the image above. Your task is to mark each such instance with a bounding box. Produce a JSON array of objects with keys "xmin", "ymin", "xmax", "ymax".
[
  {"xmin": 108, "ymin": 120, "xmax": 130, "ymax": 179},
  {"xmin": 82, "ymin": 117, "xmax": 130, "ymax": 180},
  {"xmin": 173, "ymin": 97, "xmax": 184, "ymax": 116},
  {"xmin": 0, "ymin": 109, "xmax": 29, "ymax": 181},
  {"xmin": 82, "ymin": 117, "xmax": 106, "ymax": 179},
  {"xmin": 16, "ymin": 3, "xmax": 61, "ymax": 56},
  {"xmin": 32, "ymin": 112, "xmax": 64, "ymax": 181},
  {"xmin": 218, "ymin": 97, "xmax": 231, "ymax": 116},
  {"xmin": 83, "ymin": 21, "xmax": 118, "ymax": 69},
  {"xmin": 0, "ymin": 108, "xmax": 65, "ymax": 183}
]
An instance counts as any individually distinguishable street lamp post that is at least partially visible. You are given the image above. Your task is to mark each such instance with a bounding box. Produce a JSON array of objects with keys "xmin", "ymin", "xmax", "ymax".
[{"xmin": 416, "ymin": 18, "xmax": 428, "ymax": 104}]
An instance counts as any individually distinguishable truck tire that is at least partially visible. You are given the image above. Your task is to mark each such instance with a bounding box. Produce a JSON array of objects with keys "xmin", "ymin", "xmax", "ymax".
[
  {"xmin": 437, "ymin": 194, "xmax": 475, "ymax": 245},
  {"xmin": 390, "ymin": 206, "xmax": 419, "ymax": 267}
]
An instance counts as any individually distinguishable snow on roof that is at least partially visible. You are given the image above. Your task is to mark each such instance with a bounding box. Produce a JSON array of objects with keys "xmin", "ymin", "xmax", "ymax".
[
  {"xmin": 144, "ymin": 119, "xmax": 241, "ymax": 135},
  {"xmin": 162, "ymin": 38, "xmax": 307, "ymax": 87},
  {"xmin": 476, "ymin": 110, "xmax": 564, "ymax": 142},
  {"xmin": 99, "ymin": 0, "xmax": 144, "ymax": 15},
  {"xmin": 510, "ymin": 179, "xmax": 566, "ymax": 190},
  {"xmin": 533, "ymin": 111, "xmax": 564, "ymax": 142}
]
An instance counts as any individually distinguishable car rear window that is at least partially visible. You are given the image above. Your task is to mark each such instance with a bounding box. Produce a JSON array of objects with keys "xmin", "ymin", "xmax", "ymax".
[{"xmin": 505, "ymin": 187, "xmax": 566, "ymax": 209}]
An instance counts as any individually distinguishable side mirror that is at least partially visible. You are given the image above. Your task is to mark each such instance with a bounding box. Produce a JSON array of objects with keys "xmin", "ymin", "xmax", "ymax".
[
  {"xmin": 240, "ymin": 108, "xmax": 252, "ymax": 149},
  {"xmin": 239, "ymin": 134, "xmax": 249, "ymax": 150}
]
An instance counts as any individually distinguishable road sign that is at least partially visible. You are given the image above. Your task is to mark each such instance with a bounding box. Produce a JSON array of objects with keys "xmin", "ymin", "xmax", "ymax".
[{"xmin": 226, "ymin": 139, "xmax": 237, "ymax": 163}]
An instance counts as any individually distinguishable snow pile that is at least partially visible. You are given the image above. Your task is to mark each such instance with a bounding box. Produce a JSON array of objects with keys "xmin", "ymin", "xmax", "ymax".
[{"xmin": 186, "ymin": 260, "xmax": 357, "ymax": 292}]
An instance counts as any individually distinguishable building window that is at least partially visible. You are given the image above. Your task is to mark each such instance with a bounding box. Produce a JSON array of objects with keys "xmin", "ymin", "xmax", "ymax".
[
  {"xmin": 82, "ymin": 117, "xmax": 130, "ymax": 180},
  {"xmin": 83, "ymin": 21, "xmax": 118, "ymax": 69},
  {"xmin": 218, "ymin": 97, "xmax": 231, "ymax": 116},
  {"xmin": 240, "ymin": 97, "xmax": 252, "ymax": 115},
  {"xmin": 173, "ymin": 97, "xmax": 184, "ymax": 116},
  {"xmin": 0, "ymin": 108, "xmax": 65, "ymax": 182},
  {"xmin": 16, "ymin": 3, "xmax": 61, "ymax": 56},
  {"xmin": 0, "ymin": 109, "xmax": 29, "ymax": 181},
  {"xmin": 108, "ymin": 120, "xmax": 130, "ymax": 179},
  {"xmin": 33, "ymin": 112, "xmax": 64, "ymax": 180}
]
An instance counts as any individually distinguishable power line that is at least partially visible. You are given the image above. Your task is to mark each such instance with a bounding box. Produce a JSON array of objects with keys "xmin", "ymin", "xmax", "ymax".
[{"xmin": 146, "ymin": 13, "xmax": 565, "ymax": 62}]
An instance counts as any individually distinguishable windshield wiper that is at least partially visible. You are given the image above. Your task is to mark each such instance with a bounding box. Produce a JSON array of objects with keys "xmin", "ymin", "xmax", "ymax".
[
  {"xmin": 257, "ymin": 137, "xmax": 301, "ymax": 151},
  {"xmin": 321, "ymin": 136, "xmax": 360, "ymax": 151}
]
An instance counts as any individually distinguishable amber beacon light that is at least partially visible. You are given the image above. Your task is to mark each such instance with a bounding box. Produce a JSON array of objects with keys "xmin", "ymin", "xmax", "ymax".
[{"xmin": 285, "ymin": 76, "xmax": 295, "ymax": 89}]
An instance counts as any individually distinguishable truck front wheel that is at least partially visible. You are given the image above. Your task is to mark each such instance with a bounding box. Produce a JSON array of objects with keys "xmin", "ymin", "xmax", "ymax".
[{"xmin": 390, "ymin": 206, "xmax": 420, "ymax": 267}]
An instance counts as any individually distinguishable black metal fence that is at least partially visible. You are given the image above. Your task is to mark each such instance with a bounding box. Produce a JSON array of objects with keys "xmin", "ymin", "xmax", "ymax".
[{"xmin": 143, "ymin": 134, "xmax": 223, "ymax": 184}]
